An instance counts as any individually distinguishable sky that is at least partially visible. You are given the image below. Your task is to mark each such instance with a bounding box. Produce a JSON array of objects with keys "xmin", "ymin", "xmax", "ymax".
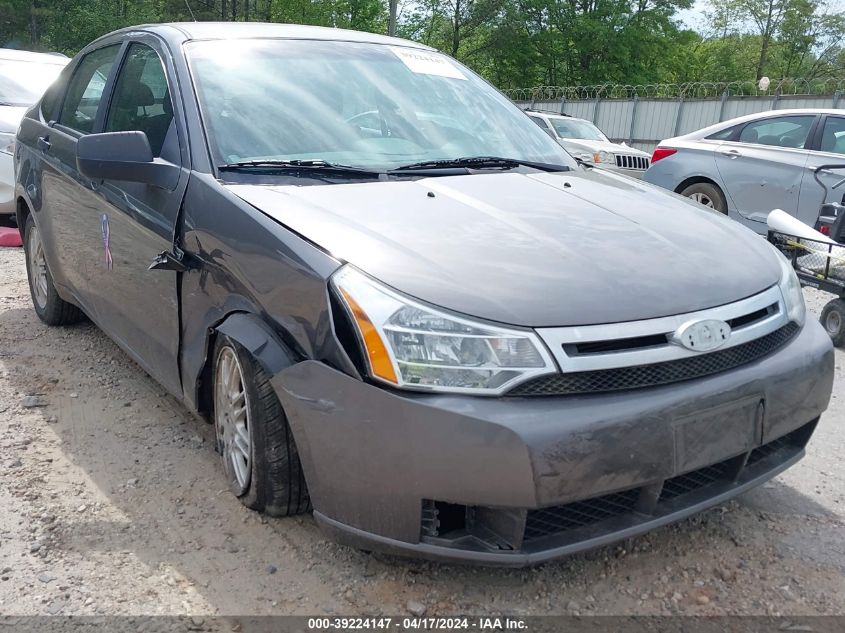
[{"xmin": 677, "ymin": 0, "xmax": 845, "ymax": 32}]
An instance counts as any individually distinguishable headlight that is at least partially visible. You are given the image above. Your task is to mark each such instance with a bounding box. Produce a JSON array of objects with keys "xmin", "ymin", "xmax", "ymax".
[
  {"xmin": 332, "ymin": 266, "xmax": 557, "ymax": 395},
  {"xmin": 0, "ymin": 132, "xmax": 15, "ymax": 155},
  {"xmin": 593, "ymin": 151, "xmax": 614, "ymax": 164},
  {"xmin": 771, "ymin": 244, "xmax": 806, "ymax": 326}
]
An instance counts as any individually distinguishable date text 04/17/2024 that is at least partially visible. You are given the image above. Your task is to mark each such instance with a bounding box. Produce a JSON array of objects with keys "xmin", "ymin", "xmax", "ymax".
[{"xmin": 307, "ymin": 617, "xmax": 528, "ymax": 631}]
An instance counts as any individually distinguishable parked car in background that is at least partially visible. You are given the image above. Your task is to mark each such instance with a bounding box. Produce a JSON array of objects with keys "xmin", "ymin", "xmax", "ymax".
[
  {"xmin": 16, "ymin": 23, "xmax": 833, "ymax": 566},
  {"xmin": 644, "ymin": 109, "xmax": 845, "ymax": 233},
  {"xmin": 0, "ymin": 48, "xmax": 68, "ymax": 217},
  {"xmin": 525, "ymin": 109, "xmax": 651, "ymax": 178}
]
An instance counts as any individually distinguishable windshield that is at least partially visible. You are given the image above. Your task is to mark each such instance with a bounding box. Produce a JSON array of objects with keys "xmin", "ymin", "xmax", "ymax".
[
  {"xmin": 0, "ymin": 57, "xmax": 66, "ymax": 106},
  {"xmin": 549, "ymin": 118, "xmax": 608, "ymax": 142},
  {"xmin": 185, "ymin": 39, "xmax": 575, "ymax": 172}
]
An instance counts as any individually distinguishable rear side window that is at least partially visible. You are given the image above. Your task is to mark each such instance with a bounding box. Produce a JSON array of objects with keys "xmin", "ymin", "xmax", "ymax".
[
  {"xmin": 528, "ymin": 115, "xmax": 548, "ymax": 129},
  {"xmin": 58, "ymin": 45, "xmax": 120, "ymax": 134},
  {"xmin": 737, "ymin": 116, "xmax": 815, "ymax": 149},
  {"xmin": 705, "ymin": 125, "xmax": 739, "ymax": 141},
  {"xmin": 40, "ymin": 78, "xmax": 64, "ymax": 122},
  {"xmin": 818, "ymin": 117, "xmax": 845, "ymax": 156},
  {"xmin": 105, "ymin": 43, "xmax": 175, "ymax": 158}
]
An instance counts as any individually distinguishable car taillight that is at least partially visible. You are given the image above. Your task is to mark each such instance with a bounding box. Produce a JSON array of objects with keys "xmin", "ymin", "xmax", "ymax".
[{"xmin": 651, "ymin": 147, "xmax": 677, "ymax": 163}]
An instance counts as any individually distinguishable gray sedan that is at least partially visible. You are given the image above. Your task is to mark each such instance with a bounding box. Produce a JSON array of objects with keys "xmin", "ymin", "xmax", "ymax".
[
  {"xmin": 644, "ymin": 108, "xmax": 845, "ymax": 232},
  {"xmin": 15, "ymin": 23, "xmax": 833, "ymax": 566}
]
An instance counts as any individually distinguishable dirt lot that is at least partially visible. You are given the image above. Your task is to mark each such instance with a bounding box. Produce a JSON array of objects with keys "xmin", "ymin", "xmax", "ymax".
[{"xmin": 0, "ymin": 245, "xmax": 843, "ymax": 617}]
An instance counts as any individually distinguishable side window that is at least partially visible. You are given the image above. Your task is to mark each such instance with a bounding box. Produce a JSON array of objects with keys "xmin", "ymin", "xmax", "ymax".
[
  {"xmin": 40, "ymin": 80, "xmax": 63, "ymax": 122},
  {"xmin": 706, "ymin": 125, "xmax": 739, "ymax": 141},
  {"xmin": 105, "ymin": 43, "xmax": 175, "ymax": 158},
  {"xmin": 737, "ymin": 116, "xmax": 815, "ymax": 149},
  {"xmin": 818, "ymin": 117, "xmax": 845, "ymax": 156},
  {"xmin": 528, "ymin": 115, "xmax": 548, "ymax": 129},
  {"xmin": 58, "ymin": 45, "xmax": 121, "ymax": 134}
]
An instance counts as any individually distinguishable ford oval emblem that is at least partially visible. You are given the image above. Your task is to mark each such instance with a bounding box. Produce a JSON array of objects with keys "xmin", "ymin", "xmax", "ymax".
[{"xmin": 672, "ymin": 319, "xmax": 731, "ymax": 352}]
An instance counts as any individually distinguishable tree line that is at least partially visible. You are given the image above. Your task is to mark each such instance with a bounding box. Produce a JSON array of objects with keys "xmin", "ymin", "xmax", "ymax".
[{"xmin": 1, "ymin": 0, "xmax": 843, "ymax": 89}]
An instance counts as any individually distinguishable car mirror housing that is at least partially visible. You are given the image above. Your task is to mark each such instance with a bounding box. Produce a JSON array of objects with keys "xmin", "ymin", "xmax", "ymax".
[{"xmin": 76, "ymin": 131, "xmax": 179, "ymax": 190}]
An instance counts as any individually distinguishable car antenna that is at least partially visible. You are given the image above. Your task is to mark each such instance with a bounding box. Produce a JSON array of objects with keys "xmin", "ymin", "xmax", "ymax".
[{"xmin": 183, "ymin": 0, "xmax": 197, "ymax": 21}]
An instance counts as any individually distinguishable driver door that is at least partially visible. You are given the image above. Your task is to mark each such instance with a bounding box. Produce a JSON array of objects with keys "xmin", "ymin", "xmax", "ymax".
[{"xmin": 85, "ymin": 39, "xmax": 190, "ymax": 397}]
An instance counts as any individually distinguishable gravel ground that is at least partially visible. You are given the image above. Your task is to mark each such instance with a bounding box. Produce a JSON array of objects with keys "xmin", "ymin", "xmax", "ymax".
[{"xmin": 0, "ymin": 245, "xmax": 843, "ymax": 617}]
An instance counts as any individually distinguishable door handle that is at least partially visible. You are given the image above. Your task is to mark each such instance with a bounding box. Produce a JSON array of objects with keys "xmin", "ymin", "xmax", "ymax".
[
  {"xmin": 720, "ymin": 149, "xmax": 741, "ymax": 158},
  {"xmin": 37, "ymin": 136, "xmax": 51, "ymax": 151}
]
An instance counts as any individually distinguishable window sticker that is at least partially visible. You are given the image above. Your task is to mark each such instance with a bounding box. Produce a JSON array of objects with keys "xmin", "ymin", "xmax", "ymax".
[{"xmin": 390, "ymin": 47, "xmax": 466, "ymax": 80}]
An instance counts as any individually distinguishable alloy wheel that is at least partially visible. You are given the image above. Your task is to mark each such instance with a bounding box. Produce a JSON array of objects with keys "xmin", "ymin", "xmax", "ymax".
[
  {"xmin": 27, "ymin": 225, "xmax": 49, "ymax": 310},
  {"xmin": 215, "ymin": 346, "xmax": 251, "ymax": 495},
  {"xmin": 689, "ymin": 192, "xmax": 715, "ymax": 208}
]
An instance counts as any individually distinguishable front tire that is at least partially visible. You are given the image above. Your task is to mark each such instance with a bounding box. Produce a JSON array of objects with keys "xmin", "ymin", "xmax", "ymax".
[
  {"xmin": 821, "ymin": 299, "xmax": 845, "ymax": 347},
  {"xmin": 213, "ymin": 335, "xmax": 310, "ymax": 516},
  {"xmin": 680, "ymin": 182, "xmax": 727, "ymax": 214},
  {"xmin": 23, "ymin": 214, "xmax": 84, "ymax": 326}
]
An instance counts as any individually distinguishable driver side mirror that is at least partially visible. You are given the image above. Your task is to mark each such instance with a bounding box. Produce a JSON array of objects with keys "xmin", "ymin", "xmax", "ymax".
[{"xmin": 77, "ymin": 131, "xmax": 179, "ymax": 190}]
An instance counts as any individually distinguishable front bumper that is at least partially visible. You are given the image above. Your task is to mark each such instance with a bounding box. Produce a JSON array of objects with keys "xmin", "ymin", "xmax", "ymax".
[{"xmin": 273, "ymin": 319, "xmax": 833, "ymax": 565}]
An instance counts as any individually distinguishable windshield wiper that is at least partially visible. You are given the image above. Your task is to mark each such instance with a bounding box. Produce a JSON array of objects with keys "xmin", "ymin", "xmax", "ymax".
[
  {"xmin": 218, "ymin": 159, "xmax": 382, "ymax": 177},
  {"xmin": 390, "ymin": 156, "xmax": 570, "ymax": 173}
]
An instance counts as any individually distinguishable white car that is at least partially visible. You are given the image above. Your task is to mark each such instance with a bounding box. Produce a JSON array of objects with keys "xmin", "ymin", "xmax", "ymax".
[
  {"xmin": 0, "ymin": 49, "xmax": 68, "ymax": 216},
  {"xmin": 525, "ymin": 109, "xmax": 651, "ymax": 178}
]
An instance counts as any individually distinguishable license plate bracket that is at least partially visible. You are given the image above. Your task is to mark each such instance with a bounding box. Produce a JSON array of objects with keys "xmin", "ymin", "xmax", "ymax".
[{"xmin": 672, "ymin": 395, "xmax": 763, "ymax": 474}]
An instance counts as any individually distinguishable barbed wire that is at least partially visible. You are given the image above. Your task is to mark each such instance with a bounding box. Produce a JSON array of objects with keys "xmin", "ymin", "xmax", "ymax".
[{"xmin": 503, "ymin": 79, "xmax": 845, "ymax": 101}]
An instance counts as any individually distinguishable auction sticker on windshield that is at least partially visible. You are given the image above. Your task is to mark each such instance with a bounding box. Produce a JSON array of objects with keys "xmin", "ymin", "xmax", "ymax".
[{"xmin": 390, "ymin": 47, "xmax": 466, "ymax": 80}]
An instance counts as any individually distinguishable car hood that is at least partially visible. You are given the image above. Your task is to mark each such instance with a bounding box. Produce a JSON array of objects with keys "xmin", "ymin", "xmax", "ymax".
[
  {"xmin": 226, "ymin": 170, "xmax": 780, "ymax": 327},
  {"xmin": 0, "ymin": 106, "xmax": 27, "ymax": 134},
  {"xmin": 560, "ymin": 138, "xmax": 649, "ymax": 157}
]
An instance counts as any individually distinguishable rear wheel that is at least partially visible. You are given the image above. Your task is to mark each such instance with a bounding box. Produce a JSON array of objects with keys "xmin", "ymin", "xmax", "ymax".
[
  {"xmin": 820, "ymin": 299, "xmax": 845, "ymax": 347},
  {"xmin": 23, "ymin": 214, "xmax": 84, "ymax": 326},
  {"xmin": 213, "ymin": 335, "xmax": 310, "ymax": 516},
  {"xmin": 680, "ymin": 182, "xmax": 727, "ymax": 214}
]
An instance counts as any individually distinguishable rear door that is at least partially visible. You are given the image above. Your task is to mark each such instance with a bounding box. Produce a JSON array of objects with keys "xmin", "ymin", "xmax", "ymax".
[
  {"xmin": 714, "ymin": 114, "xmax": 817, "ymax": 225},
  {"xmin": 801, "ymin": 114, "xmax": 845, "ymax": 226},
  {"xmin": 85, "ymin": 37, "xmax": 190, "ymax": 396},
  {"xmin": 38, "ymin": 43, "xmax": 123, "ymax": 316}
]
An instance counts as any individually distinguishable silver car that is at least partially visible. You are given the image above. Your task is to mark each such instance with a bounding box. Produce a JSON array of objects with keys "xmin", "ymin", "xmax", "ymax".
[
  {"xmin": 0, "ymin": 49, "xmax": 68, "ymax": 216},
  {"xmin": 644, "ymin": 108, "xmax": 845, "ymax": 232},
  {"xmin": 525, "ymin": 109, "xmax": 651, "ymax": 178}
]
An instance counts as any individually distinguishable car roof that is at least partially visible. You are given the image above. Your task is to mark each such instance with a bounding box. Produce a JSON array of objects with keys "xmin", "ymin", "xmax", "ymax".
[
  {"xmin": 112, "ymin": 22, "xmax": 433, "ymax": 50},
  {"xmin": 0, "ymin": 48, "xmax": 68, "ymax": 64},
  {"xmin": 524, "ymin": 109, "xmax": 591, "ymax": 125},
  {"xmin": 679, "ymin": 108, "xmax": 845, "ymax": 140}
]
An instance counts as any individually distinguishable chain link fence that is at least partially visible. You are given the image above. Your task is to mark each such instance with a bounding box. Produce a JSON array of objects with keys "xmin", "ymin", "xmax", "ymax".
[{"xmin": 502, "ymin": 79, "xmax": 845, "ymax": 101}]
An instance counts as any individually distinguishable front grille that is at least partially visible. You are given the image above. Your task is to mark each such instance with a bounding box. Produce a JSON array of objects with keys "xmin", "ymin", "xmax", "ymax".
[
  {"xmin": 524, "ymin": 489, "xmax": 640, "ymax": 540},
  {"xmin": 509, "ymin": 322, "xmax": 799, "ymax": 397},
  {"xmin": 615, "ymin": 154, "xmax": 650, "ymax": 170},
  {"xmin": 659, "ymin": 459, "xmax": 735, "ymax": 501},
  {"xmin": 746, "ymin": 422, "xmax": 813, "ymax": 466}
]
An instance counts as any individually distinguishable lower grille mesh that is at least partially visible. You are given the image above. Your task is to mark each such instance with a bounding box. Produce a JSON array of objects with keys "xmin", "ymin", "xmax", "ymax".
[
  {"xmin": 659, "ymin": 459, "xmax": 734, "ymax": 501},
  {"xmin": 520, "ymin": 420, "xmax": 812, "ymax": 545},
  {"xmin": 525, "ymin": 489, "xmax": 639, "ymax": 540},
  {"xmin": 509, "ymin": 322, "xmax": 799, "ymax": 397}
]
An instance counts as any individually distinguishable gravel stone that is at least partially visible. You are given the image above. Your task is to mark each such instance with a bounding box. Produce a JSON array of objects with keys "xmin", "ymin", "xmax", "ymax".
[
  {"xmin": 406, "ymin": 600, "xmax": 426, "ymax": 616},
  {"xmin": 21, "ymin": 396, "xmax": 47, "ymax": 408}
]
